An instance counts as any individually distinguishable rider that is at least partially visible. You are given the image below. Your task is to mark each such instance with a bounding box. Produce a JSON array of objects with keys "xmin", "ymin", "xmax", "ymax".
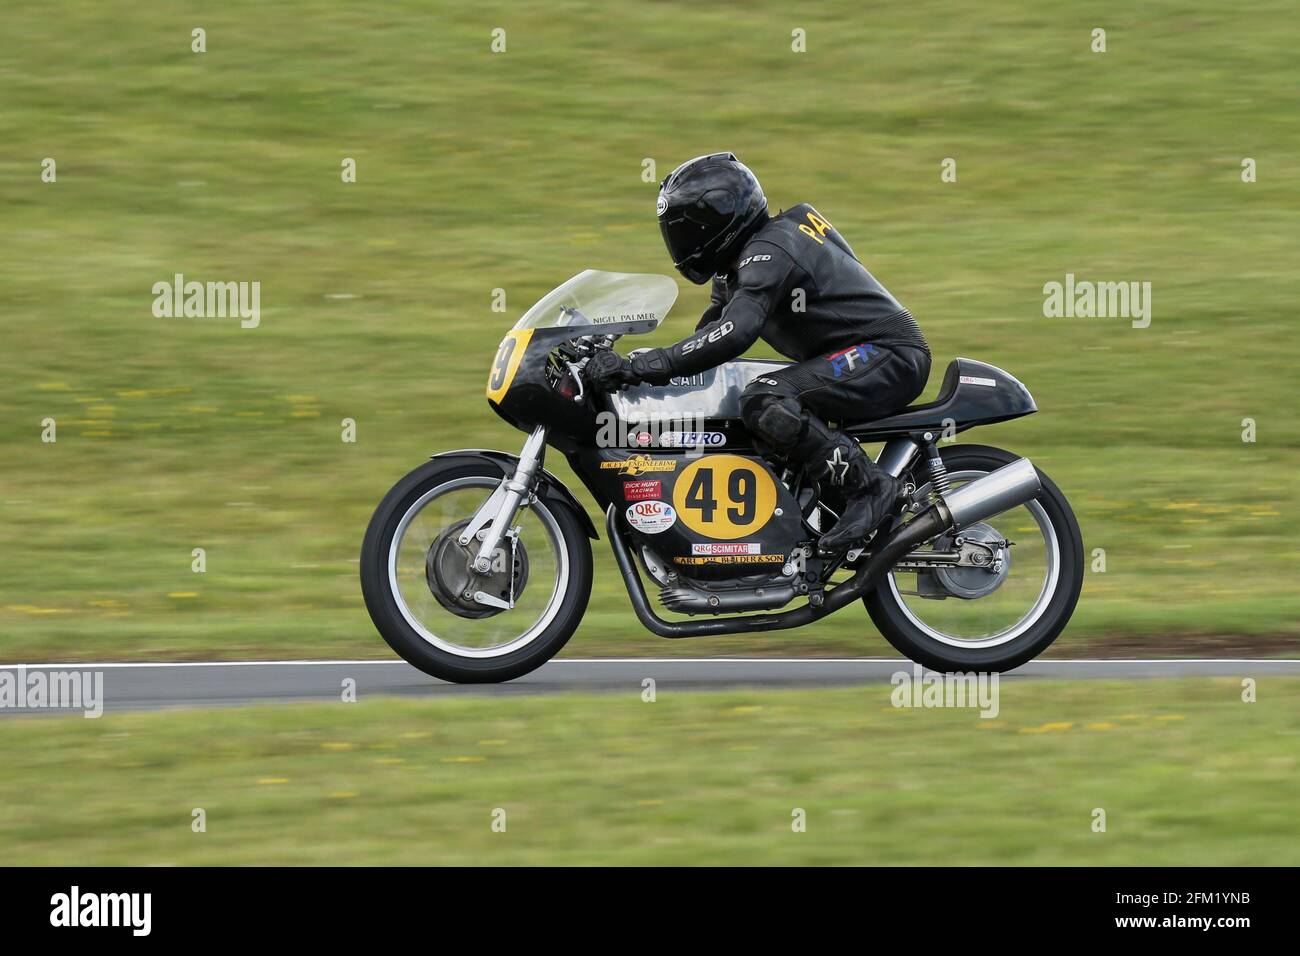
[{"xmin": 586, "ymin": 152, "xmax": 932, "ymax": 551}]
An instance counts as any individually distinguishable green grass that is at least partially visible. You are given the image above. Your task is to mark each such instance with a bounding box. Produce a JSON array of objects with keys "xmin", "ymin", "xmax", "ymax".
[
  {"xmin": 1, "ymin": 679, "xmax": 1296, "ymax": 864},
  {"xmin": 0, "ymin": 1, "xmax": 1297, "ymax": 661}
]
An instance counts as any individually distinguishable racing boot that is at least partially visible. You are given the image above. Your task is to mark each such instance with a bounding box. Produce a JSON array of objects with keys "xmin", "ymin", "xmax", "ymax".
[{"xmin": 810, "ymin": 431, "xmax": 903, "ymax": 553}]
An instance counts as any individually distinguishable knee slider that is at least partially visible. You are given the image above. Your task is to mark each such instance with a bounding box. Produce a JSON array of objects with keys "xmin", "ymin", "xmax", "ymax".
[{"xmin": 750, "ymin": 396, "xmax": 807, "ymax": 449}]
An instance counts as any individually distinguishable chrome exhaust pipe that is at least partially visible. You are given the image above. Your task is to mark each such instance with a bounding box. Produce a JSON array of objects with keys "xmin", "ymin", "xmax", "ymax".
[{"xmin": 939, "ymin": 457, "xmax": 1041, "ymax": 530}]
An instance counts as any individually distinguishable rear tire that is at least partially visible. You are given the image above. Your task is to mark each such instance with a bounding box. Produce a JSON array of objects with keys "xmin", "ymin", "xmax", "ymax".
[
  {"xmin": 361, "ymin": 459, "xmax": 593, "ymax": 683},
  {"xmin": 865, "ymin": 444, "xmax": 1083, "ymax": 672}
]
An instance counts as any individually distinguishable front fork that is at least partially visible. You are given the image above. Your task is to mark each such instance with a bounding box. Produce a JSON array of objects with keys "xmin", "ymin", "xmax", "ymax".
[{"xmin": 458, "ymin": 426, "xmax": 548, "ymax": 603}]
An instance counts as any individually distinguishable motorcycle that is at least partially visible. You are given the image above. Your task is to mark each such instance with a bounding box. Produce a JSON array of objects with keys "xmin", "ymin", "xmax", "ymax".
[{"xmin": 361, "ymin": 270, "xmax": 1083, "ymax": 683}]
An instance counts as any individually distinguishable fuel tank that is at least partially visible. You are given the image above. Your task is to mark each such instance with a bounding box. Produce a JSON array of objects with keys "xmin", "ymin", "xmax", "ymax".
[{"xmin": 608, "ymin": 359, "xmax": 791, "ymax": 424}]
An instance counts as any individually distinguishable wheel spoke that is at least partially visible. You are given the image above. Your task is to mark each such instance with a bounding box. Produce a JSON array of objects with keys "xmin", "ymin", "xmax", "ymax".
[
  {"xmin": 387, "ymin": 478, "xmax": 568, "ymax": 658},
  {"xmin": 888, "ymin": 469, "xmax": 1060, "ymax": 649}
]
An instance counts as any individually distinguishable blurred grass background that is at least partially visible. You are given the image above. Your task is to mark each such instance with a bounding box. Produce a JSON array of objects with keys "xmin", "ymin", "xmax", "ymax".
[
  {"xmin": 2, "ymin": 678, "xmax": 1296, "ymax": 864},
  {"xmin": 1, "ymin": 0, "xmax": 1296, "ymax": 661}
]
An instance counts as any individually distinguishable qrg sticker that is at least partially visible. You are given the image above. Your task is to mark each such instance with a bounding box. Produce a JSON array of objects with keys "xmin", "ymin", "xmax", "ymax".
[
  {"xmin": 691, "ymin": 542, "xmax": 762, "ymax": 556},
  {"xmin": 625, "ymin": 500, "xmax": 677, "ymax": 534}
]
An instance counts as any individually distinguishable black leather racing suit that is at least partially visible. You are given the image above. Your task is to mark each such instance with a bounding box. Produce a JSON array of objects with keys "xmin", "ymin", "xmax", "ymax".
[{"xmin": 631, "ymin": 204, "xmax": 931, "ymax": 507}]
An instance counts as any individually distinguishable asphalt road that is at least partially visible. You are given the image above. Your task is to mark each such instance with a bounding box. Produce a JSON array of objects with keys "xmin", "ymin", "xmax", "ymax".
[{"xmin": 1, "ymin": 657, "xmax": 1297, "ymax": 716}]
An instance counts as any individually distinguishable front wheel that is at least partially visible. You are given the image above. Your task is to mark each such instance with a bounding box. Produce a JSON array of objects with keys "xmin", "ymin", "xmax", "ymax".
[
  {"xmin": 865, "ymin": 444, "xmax": 1083, "ymax": 672},
  {"xmin": 360, "ymin": 459, "xmax": 592, "ymax": 683}
]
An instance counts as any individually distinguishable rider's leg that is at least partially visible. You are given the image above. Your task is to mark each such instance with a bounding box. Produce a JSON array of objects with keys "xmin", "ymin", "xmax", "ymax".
[{"xmin": 740, "ymin": 344, "xmax": 930, "ymax": 550}]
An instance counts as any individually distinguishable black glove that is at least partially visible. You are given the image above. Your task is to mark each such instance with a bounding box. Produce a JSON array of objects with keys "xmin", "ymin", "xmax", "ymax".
[
  {"xmin": 585, "ymin": 350, "xmax": 641, "ymax": 392},
  {"xmin": 629, "ymin": 348, "xmax": 675, "ymax": 385}
]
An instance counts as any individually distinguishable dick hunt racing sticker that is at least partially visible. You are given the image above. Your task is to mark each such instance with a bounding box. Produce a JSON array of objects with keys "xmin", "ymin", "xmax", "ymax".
[
  {"xmin": 623, "ymin": 479, "xmax": 662, "ymax": 501},
  {"xmin": 625, "ymin": 500, "xmax": 677, "ymax": 533}
]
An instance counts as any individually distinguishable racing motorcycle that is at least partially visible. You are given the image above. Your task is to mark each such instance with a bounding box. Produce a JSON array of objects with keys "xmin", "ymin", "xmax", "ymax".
[{"xmin": 361, "ymin": 270, "xmax": 1083, "ymax": 683}]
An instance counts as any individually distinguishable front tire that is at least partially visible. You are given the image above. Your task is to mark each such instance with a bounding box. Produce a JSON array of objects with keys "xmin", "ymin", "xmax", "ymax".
[
  {"xmin": 865, "ymin": 444, "xmax": 1083, "ymax": 672},
  {"xmin": 361, "ymin": 459, "xmax": 593, "ymax": 683}
]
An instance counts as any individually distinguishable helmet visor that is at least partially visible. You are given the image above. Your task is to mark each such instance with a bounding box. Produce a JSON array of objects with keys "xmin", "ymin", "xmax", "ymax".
[{"xmin": 658, "ymin": 214, "xmax": 717, "ymax": 284}]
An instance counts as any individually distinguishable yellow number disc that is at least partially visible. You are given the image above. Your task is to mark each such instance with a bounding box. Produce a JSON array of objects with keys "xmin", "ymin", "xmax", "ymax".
[
  {"xmin": 485, "ymin": 328, "xmax": 533, "ymax": 404},
  {"xmin": 673, "ymin": 455, "xmax": 778, "ymax": 540}
]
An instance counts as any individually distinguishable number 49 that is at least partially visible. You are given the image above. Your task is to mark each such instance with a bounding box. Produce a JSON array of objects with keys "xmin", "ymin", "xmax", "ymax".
[{"xmin": 685, "ymin": 467, "xmax": 756, "ymax": 524}]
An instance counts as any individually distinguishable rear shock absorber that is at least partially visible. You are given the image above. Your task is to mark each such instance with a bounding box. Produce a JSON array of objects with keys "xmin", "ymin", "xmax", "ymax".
[{"xmin": 924, "ymin": 439, "xmax": 950, "ymax": 499}]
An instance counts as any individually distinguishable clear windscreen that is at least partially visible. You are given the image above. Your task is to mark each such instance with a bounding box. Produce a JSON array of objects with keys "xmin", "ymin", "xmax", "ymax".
[{"xmin": 513, "ymin": 270, "xmax": 678, "ymax": 335}]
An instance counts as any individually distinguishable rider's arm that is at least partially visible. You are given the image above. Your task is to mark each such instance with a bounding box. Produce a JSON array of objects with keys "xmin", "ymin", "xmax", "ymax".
[
  {"xmin": 694, "ymin": 276, "xmax": 730, "ymax": 331},
  {"xmin": 631, "ymin": 244, "xmax": 800, "ymax": 384}
]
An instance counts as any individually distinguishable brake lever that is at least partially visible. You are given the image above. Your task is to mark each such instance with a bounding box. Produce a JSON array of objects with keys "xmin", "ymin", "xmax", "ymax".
[{"xmin": 564, "ymin": 359, "xmax": 586, "ymax": 403}]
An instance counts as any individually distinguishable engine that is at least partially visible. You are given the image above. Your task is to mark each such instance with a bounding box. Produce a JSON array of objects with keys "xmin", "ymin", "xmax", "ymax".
[{"xmin": 642, "ymin": 545, "xmax": 808, "ymax": 614}]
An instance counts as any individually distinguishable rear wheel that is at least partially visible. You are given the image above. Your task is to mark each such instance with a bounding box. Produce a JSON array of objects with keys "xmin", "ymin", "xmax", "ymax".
[
  {"xmin": 361, "ymin": 460, "xmax": 592, "ymax": 683},
  {"xmin": 865, "ymin": 444, "xmax": 1083, "ymax": 672}
]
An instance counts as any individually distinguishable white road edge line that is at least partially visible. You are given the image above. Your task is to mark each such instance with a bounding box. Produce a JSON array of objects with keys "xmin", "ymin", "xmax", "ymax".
[{"xmin": 1, "ymin": 658, "xmax": 1298, "ymax": 669}]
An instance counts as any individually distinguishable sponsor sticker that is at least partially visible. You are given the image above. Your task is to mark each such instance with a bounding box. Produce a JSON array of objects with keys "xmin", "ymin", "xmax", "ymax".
[
  {"xmin": 672, "ymin": 554, "xmax": 784, "ymax": 565},
  {"xmin": 691, "ymin": 542, "xmax": 762, "ymax": 556},
  {"xmin": 658, "ymin": 430, "xmax": 726, "ymax": 448},
  {"xmin": 625, "ymin": 500, "xmax": 677, "ymax": 534},
  {"xmin": 600, "ymin": 455, "xmax": 677, "ymax": 476},
  {"xmin": 623, "ymin": 479, "xmax": 662, "ymax": 501},
  {"xmin": 959, "ymin": 375, "xmax": 997, "ymax": 387}
]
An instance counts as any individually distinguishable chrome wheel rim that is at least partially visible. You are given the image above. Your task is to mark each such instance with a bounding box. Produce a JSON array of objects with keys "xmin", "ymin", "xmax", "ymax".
[
  {"xmin": 888, "ymin": 468, "xmax": 1060, "ymax": 648},
  {"xmin": 387, "ymin": 477, "xmax": 568, "ymax": 658}
]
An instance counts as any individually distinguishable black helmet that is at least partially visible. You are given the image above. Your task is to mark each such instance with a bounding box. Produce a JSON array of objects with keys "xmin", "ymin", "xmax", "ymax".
[{"xmin": 656, "ymin": 152, "xmax": 768, "ymax": 284}]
